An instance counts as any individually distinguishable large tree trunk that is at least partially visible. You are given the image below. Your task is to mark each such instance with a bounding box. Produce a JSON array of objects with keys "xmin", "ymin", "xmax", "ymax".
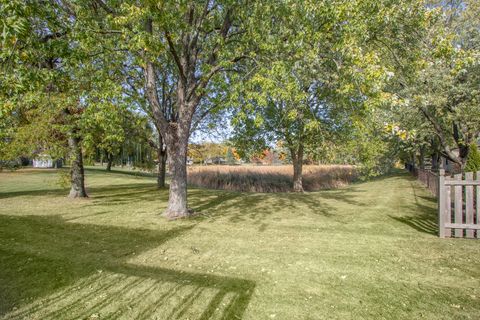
[
  {"xmin": 162, "ymin": 123, "xmax": 190, "ymax": 218},
  {"xmin": 68, "ymin": 131, "xmax": 87, "ymax": 198},
  {"xmin": 291, "ymin": 145, "xmax": 304, "ymax": 192},
  {"xmin": 157, "ymin": 135, "xmax": 167, "ymax": 188}
]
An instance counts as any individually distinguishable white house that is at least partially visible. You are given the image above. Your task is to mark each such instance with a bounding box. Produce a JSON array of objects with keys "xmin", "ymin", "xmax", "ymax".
[{"xmin": 32, "ymin": 154, "xmax": 62, "ymax": 168}]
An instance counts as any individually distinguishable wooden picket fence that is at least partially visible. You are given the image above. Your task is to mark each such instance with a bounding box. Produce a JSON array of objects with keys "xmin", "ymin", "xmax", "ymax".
[
  {"xmin": 416, "ymin": 168, "xmax": 439, "ymax": 196},
  {"xmin": 438, "ymin": 169, "xmax": 480, "ymax": 239}
]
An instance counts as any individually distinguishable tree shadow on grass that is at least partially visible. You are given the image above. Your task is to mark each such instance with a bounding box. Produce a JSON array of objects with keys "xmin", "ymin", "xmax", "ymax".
[
  {"xmin": 87, "ymin": 184, "xmax": 170, "ymax": 206},
  {"xmin": 389, "ymin": 210, "xmax": 437, "ymax": 235},
  {"xmin": 0, "ymin": 214, "xmax": 255, "ymax": 319},
  {"xmin": 1, "ymin": 180, "xmax": 169, "ymax": 212},
  {"xmin": 187, "ymin": 177, "xmax": 374, "ymax": 222},
  {"xmin": 85, "ymin": 166, "xmax": 158, "ymax": 178},
  {"xmin": 416, "ymin": 195, "xmax": 437, "ymax": 204},
  {"xmin": 0, "ymin": 188, "xmax": 66, "ymax": 199},
  {"xmin": 187, "ymin": 189, "xmax": 344, "ymax": 227},
  {"xmin": 188, "ymin": 176, "xmax": 369, "ymax": 211},
  {"xmin": 314, "ymin": 187, "xmax": 367, "ymax": 207},
  {"xmin": 0, "ymin": 183, "xmax": 160, "ymax": 201},
  {"xmin": 388, "ymin": 181, "xmax": 438, "ymax": 236},
  {"xmin": 189, "ymin": 191, "xmax": 245, "ymax": 213},
  {"xmin": 188, "ymin": 173, "xmax": 435, "ymax": 233}
]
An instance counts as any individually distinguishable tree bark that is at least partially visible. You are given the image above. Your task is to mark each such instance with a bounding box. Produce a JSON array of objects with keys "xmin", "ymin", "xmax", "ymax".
[
  {"xmin": 106, "ymin": 152, "xmax": 113, "ymax": 171},
  {"xmin": 453, "ymin": 122, "xmax": 470, "ymax": 169},
  {"xmin": 68, "ymin": 131, "xmax": 87, "ymax": 198},
  {"xmin": 291, "ymin": 145, "xmax": 304, "ymax": 192},
  {"xmin": 419, "ymin": 146, "xmax": 425, "ymax": 169},
  {"xmin": 142, "ymin": 11, "xmax": 236, "ymax": 218},
  {"xmin": 157, "ymin": 135, "xmax": 167, "ymax": 188},
  {"xmin": 431, "ymin": 152, "xmax": 440, "ymax": 170},
  {"xmin": 420, "ymin": 106, "xmax": 464, "ymax": 167},
  {"xmin": 162, "ymin": 123, "xmax": 190, "ymax": 218}
]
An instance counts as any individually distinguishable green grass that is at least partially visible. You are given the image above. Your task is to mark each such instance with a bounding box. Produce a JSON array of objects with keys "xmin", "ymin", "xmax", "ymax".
[{"xmin": 0, "ymin": 168, "xmax": 479, "ymax": 319}]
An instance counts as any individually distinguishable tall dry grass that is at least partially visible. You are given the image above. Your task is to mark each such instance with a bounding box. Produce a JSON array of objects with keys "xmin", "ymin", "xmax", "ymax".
[{"xmin": 187, "ymin": 165, "xmax": 357, "ymax": 192}]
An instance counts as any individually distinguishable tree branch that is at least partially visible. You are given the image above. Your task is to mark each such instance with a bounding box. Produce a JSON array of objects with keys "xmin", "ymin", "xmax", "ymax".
[
  {"xmin": 419, "ymin": 106, "xmax": 461, "ymax": 165},
  {"xmin": 143, "ymin": 19, "xmax": 169, "ymax": 133},
  {"xmin": 94, "ymin": 0, "xmax": 116, "ymax": 15},
  {"xmin": 165, "ymin": 31, "xmax": 187, "ymax": 83}
]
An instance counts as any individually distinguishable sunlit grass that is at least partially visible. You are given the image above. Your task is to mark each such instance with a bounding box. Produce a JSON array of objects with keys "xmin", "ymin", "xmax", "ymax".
[{"xmin": 0, "ymin": 168, "xmax": 479, "ymax": 319}]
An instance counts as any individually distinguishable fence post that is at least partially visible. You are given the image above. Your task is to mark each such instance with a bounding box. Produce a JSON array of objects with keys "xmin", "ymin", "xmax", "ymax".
[
  {"xmin": 438, "ymin": 169, "xmax": 446, "ymax": 238},
  {"xmin": 465, "ymin": 172, "xmax": 474, "ymax": 238}
]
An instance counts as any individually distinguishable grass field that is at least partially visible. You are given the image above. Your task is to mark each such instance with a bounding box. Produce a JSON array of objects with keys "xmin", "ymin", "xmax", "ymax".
[
  {"xmin": 0, "ymin": 168, "xmax": 479, "ymax": 319},
  {"xmin": 188, "ymin": 165, "xmax": 357, "ymax": 192}
]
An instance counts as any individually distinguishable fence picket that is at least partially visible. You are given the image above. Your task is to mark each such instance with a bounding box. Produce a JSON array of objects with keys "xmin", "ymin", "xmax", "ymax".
[
  {"xmin": 445, "ymin": 175, "xmax": 452, "ymax": 238},
  {"xmin": 465, "ymin": 172, "xmax": 474, "ymax": 238},
  {"xmin": 454, "ymin": 173, "xmax": 463, "ymax": 238},
  {"xmin": 438, "ymin": 170, "xmax": 446, "ymax": 238},
  {"xmin": 477, "ymin": 171, "xmax": 480, "ymax": 239}
]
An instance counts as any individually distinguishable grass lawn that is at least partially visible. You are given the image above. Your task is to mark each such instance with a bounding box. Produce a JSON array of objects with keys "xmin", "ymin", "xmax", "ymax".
[{"xmin": 0, "ymin": 168, "xmax": 479, "ymax": 320}]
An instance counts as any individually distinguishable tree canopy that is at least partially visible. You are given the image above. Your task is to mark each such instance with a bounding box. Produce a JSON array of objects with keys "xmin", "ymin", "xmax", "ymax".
[{"xmin": 1, "ymin": 0, "xmax": 478, "ymax": 212}]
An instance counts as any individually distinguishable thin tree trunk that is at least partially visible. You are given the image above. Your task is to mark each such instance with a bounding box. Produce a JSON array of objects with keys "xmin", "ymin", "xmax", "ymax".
[
  {"xmin": 68, "ymin": 131, "xmax": 87, "ymax": 198},
  {"xmin": 453, "ymin": 123, "xmax": 470, "ymax": 170},
  {"xmin": 459, "ymin": 144, "xmax": 469, "ymax": 170},
  {"xmin": 157, "ymin": 135, "xmax": 167, "ymax": 188},
  {"xmin": 106, "ymin": 152, "xmax": 113, "ymax": 171},
  {"xmin": 291, "ymin": 145, "xmax": 304, "ymax": 192},
  {"xmin": 419, "ymin": 146, "xmax": 425, "ymax": 169},
  {"xmin": 431, "ymin": 152, "xmax": 439, "ymax": 170}
]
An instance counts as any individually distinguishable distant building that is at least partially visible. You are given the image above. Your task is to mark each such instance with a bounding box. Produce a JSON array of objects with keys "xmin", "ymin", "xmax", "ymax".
[
  {"xmin": 204, "ymin": 157, "xmax": 226, "ymax": 165},
  {"xmin": 32, "ymin": 154, "xmax": 63, "ymax": 168},
  {"xmin": 250, "ymin": 149, "xmax": 284, "ymax": 165}
]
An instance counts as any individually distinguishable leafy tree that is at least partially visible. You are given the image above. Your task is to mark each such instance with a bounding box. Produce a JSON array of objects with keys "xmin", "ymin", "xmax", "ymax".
[
  {"xmin": 0, "ymin": 1, "xmax": 135, "ymax": 197},
  {"xmin": 385, "ymin": 0, "xmax": 480, "ymax": 169},
  {"xmin": 225, "ymin": 147, "xmax": 236, "ymax": 165},
  {"xmin": 82, "ymin": 103, "xmax": 152, "ymax": 171},
  {"xmin": 188, "ymin": 142, "xmax": 227, "ymax": 164},
  {"xmin": 85, "ymin": 0, "xmax": 274, "ymax": 217},
  {"xmin": 0, "ymin": 0, "xmax": 89, "ymax": 197},
  {"xmin": 465, "ymin": 143, "xmax": 480, "ymax": 173},
  {"xmin": 232, "ymin": 0, "xmax": 428, "ymax": 190}
]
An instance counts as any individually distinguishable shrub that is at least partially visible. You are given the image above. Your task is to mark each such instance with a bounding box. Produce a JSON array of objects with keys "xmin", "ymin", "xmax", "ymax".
[
  {"xmin": 0, "ymin": 159, "xmax": 21, "ymax": 172},
  {"xmin": 465, "ymin": 143, "xmax": 480, "ymax": 173},
  {"xmin": 187, "ymin": 165, "xmax": 357, "ymax": 192}
]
